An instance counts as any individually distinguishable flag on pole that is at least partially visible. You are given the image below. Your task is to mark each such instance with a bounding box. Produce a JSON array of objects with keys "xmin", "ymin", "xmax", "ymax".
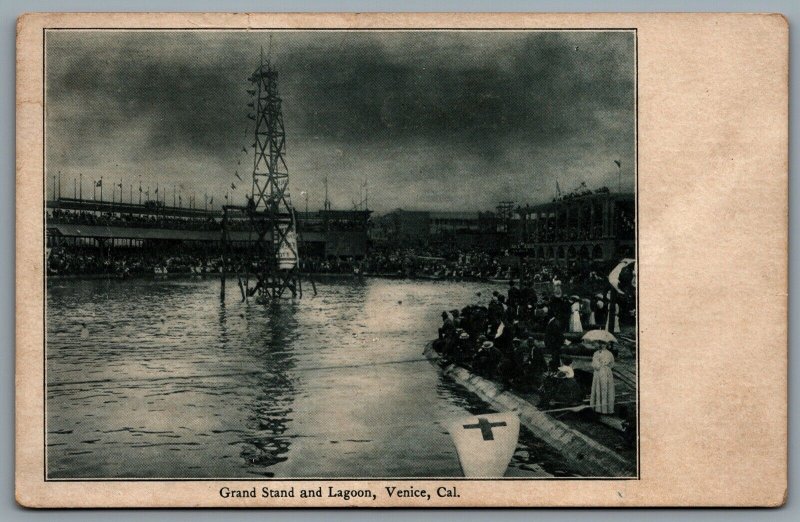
[
  {"xmin": 231, "ymin": 183, "xmax": 236, "ymax": 190},
  {"xmin": 95, "ymin": 179, "xmax": 102, "ymax": 187},
  {"xmin": 447, "ymin": 412, "xmax": 520, "ymax": 477},
  {"xmin": 614, "ymin": 159, "xmax": 622, "ymax": 168}
]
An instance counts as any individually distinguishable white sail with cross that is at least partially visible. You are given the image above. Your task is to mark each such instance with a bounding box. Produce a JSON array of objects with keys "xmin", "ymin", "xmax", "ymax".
[{"xmin": 446, "ymin": 412, "xmax": 520, "ymax": 477}]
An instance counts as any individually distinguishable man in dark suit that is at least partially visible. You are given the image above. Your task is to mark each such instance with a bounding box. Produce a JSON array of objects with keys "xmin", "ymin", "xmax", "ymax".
[
  {"xmin": 507, "ymin": 280, "xmax": 521, "ymax": 319},
  {"xmin": 549, "ymin": 294, "xmax": 571, "ymax": 333},
  {"xmin": 544, "ymin": 311, "xmax": 564, "ymax": 372}
]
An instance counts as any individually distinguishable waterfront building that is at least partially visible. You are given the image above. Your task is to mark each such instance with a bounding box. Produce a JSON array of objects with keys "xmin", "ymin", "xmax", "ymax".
[
  {"xmin": 370, "ymin": 209, "xmax": 501, "ymax": 250},
  {"xmin": 512, "ymin": 191, "xmax": 634, "ymax": 264}
]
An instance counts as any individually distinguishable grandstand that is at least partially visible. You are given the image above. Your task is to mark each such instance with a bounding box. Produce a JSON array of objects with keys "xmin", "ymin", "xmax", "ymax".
[{"xmin": 46, "ymin": 197, "xmax": 371, "ymax": 259}]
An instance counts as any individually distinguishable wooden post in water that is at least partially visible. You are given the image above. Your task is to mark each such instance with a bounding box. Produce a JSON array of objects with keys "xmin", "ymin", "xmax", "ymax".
[
  {"xmin": 220, "ymin": 207, "xmax": 227, "ymax": 301},
  {"xmin": 237, "ymin": 272, "xmax": 247, "ymax": 302}
]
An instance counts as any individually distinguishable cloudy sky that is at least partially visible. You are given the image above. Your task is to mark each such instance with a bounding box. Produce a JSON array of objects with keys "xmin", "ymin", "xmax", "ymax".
[{"xmin": 45, "ymin": 30, "xmax": 634, "ymax": 213}]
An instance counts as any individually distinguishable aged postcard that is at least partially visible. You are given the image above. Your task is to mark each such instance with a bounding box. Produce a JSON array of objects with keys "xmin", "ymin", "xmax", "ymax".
[{"xmin": 16, "ymin": 12, "xmax": 787, "ymax": 507}]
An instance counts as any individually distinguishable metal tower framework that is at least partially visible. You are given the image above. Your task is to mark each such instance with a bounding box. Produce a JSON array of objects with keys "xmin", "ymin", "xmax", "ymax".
[{"xmin": 223, "ymin": 49, "xmax": 308, "ymax": 302}]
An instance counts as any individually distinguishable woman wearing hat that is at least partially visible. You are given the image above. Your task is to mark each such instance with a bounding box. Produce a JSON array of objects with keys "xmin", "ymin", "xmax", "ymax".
[
  {"xmin": 568, "ymin": 295, "xmax": 583, "ymax": 333},
  {"xmin": 590, "ymin": 341, "xmax": 616, "ymax": 414},
  {"xmin": 473, "ymin": 340, "xmax": 496, "ymax": 378},
  {"xmin": 589, "ymin": 293, "xmax": 604, "ymax": 327}
]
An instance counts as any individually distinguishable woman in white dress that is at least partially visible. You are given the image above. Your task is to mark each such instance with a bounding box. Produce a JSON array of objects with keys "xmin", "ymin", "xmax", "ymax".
[
  {"xmin": 568, "ymin": 296, "xmax": 583, "ymax": 333},
  {"xmin": 551, "ymin": 275, "xmax": 562, "ymax": 297},
  {"xmin": 590, "ymin": 342, "xmax": 615, "ymax": 414}
]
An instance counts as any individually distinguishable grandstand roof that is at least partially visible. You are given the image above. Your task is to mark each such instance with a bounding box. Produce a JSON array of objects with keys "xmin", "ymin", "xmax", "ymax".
[{"xmin": 47, "ymin": 198, "xmax": 222, "ymax": 219}]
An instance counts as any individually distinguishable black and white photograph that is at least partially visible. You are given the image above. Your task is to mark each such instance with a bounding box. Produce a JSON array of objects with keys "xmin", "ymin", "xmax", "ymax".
[{"xmin": 43, "ymin": 28, "xmax": 637, "ymax": 481}]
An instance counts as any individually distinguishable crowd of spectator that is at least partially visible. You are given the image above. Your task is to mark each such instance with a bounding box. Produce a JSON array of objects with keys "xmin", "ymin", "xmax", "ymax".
[
  {"xmin": 46, "ymin": 239, "xmax": 628, "ymax": 308},
  {"xmin": 47, "ymin": 209, "xmax": 368, "ymax": 234},
  {"xmin": 46, "ymin": 246, "xmax": 225, "ymax": 277},
  {"xmin": 431, "ymin": 268, "xmax": 635, "ymax": 432},
  {"xmin": 48, "ymin": 209, "xmax": 224, "ymax": 231},
  {"xmin": 551, "ymin": 185, "xmax": 611, "ymax": 203}
]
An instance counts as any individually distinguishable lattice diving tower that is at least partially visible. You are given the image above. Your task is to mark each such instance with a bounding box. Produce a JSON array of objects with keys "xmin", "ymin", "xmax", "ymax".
[{"xmin": 222, "ymin": 49, "xmax": 312, "ymax": 301}]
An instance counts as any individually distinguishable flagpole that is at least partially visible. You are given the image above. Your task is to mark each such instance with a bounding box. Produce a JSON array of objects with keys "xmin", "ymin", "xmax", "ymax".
[
  {"xmin": 100, "ymin": 176, "xmax": 103, "ymax": 202},
  {"xmin": 79, "ymin": 173, "xmax": 83, "ymax": 201}
]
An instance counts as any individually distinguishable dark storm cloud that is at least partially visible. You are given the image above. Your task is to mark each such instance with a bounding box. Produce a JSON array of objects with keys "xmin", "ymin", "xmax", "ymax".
[{"xmin": 46, "ymin": 30, "xmax": 634, "ymax": 212}]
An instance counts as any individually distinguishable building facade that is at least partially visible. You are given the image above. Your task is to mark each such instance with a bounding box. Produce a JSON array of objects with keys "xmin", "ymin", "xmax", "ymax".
[
  {"xmin": 370, "ymin": 209, "xmax": 501, "ymax": 251},
  {"xmin": 512, "ymin": 191, "xmax": 634, "ymax": 263}
]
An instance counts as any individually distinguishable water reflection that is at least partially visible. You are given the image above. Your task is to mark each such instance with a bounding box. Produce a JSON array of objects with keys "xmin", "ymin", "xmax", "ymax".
[
  {"xmin": 46, "ymin": 276, "xmax": 558, "ymax": 478},
  {"xmin": 241, "ymin": 303, "xmax": 298, "ymax": 475}
]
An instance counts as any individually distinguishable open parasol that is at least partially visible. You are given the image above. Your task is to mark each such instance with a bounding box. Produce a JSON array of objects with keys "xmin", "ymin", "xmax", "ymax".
[{"xmin": 582, "ymin": 329, "xmax": 618, "ymax": 344}]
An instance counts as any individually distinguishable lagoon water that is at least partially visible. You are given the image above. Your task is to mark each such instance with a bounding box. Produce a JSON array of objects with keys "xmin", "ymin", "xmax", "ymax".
[{"xmin": 46, "ymin": 276, "xmax": 564, "ymax": 478}]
